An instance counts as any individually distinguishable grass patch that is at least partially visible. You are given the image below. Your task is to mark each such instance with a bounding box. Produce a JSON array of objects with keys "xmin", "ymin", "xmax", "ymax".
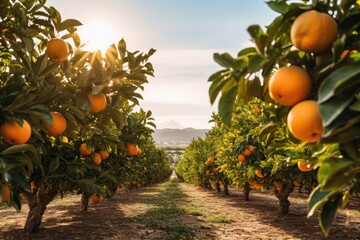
[
  {"xmin": 135, "ymin": 178, "xmax": 195, "ymax": 239},
  {"xmin": 182, "ymin": 204, "xmax": 206, "ymax": 217},
  {"xmin": 205, "ymin": 214, "xmax": 235, "ymax": 224}
]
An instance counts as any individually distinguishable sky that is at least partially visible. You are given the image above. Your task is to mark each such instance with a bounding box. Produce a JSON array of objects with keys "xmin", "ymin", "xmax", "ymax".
[{"xmin": 47, "ymin": 0, "xmax": 278, "ymax": 129}]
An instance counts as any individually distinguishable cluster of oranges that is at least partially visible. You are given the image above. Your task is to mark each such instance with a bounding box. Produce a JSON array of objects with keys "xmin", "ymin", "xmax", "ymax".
[
  {"xmin": 205, "ymin": 156, "xmax": 214, "ymax": 166},
  {"xmin": 126, "ymin": 143, "xmax": 142, "ymax": 156},
  {"xmin": 269, "ymin": 10, "xmax": 339, "ymax": 143},
  {"xmin": 237, "ymin": 145, "xmax": 255, "ymax": 163},
  {"xmin": 79, "ymin": 143, "xmax": 109, "ymax": 166},
  {"xmin": 0, "ymin": 38, "xmax": 107, "ymax": 148}
]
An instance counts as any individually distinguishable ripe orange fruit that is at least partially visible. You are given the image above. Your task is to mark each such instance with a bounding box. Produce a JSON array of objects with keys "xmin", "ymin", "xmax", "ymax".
[
  {"xmin": 293, "ymin": 180, "xmax": 300, "ymax": 187},
  {"xmin": 287, "ymin": 100, "xmax": 323, "ymax": 143},
  {"xmin": 0, "ymin": 119, "xmax": 31, "ymax": 145},
  {"xmin": 86, "ymin": 92, "xmax": 107, "ymax": 113},
  {"xmin": 93, "ymin": 152, "xmax": 102, "ymax": 166},
  {"xmin": 126, "ymin": 143, "xmax": 138, "ymax": 156},
  {"xmin": 80, "ymin": 143, "xmax": 93, "ymax": 156},
  {"xmin": 2, "ymin": 28, "xmax": 18, "ymax": 41},
  {"xmin": 237, "ymin": 153, "xmax": 246, "ymax": 162},
  {"xmin": 274, "ymin": 181, "xmax": 283, "ymax": 191},
  {"xmin": 297, "ymin": 160, "xmax": 313, "ymax": 172},
  {"xmin": 255, "ymin": 169, "xmax": 265, "ymax": 178},
  {"xmin": 253, "ymin": 106, "xmax": 261, "ymax": 115},
  {"xmin": 290, "ymin": 10, "xmax": 338, "ymax": 53},
  {"xmin": 2, "ymin": 185, "xmax": 10, "ymax": 202},
  {"xmin": 98, "ymin": 149, "xmax": 109, "ymax": 160},
  {"xmin": 243, "ymin": 148, "xmax": 252, "ymax": 156},
  {"xmin": 247, "ymin": 145, "xmax": 255, "ymax": 152},
  {"xmin": 196, "ymin": 186, "xmax": 202, "ymax": 190},
  {"xmin": 91, "ymin": 194, "xmax": 103, "ymax": 203},
  {"xmin": 118, "ymin": 184, "xmax": 125, "ymax": 190},
  {"xmin": 46, "ymin": 38, "xmax": 69, "ymax": 62},
  {"xmin": 269, "ymin": 66, "xmax": 312, "ymax": 106},
  {"xmin": 41, "ymin": 111, "xmax": 67, "ymax": 136}
]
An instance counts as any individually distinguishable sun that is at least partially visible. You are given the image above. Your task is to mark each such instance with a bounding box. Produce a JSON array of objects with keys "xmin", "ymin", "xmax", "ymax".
[{"xmin": 77, "ymin": 20, "xmax": 122, "ymax": 54}]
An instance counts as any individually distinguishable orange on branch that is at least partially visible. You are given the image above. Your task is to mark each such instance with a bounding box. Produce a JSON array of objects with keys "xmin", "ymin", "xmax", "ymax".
[
  {"xmin": 91, "ymin": 194, "xmax": 103, "ymax": 203},
  {"xmin": 46, "ymin": 38, "xmax": 69, "ymax": 62},
  {"xmin": 86, "ymin": 92, "xmax": 107, "ymax": 113},
  {"xmin": 297, "ymin": 160, "xmax": 313, "ymax": 172},
  {"xmin": 41, "ymin": 111, "xmax": 67, "ymax": 136},
  {"xmin": 243, "ymin": 148, "xmax": 252, "ymax": 156},
  {"xmin": 255, "ymin": 169, "xmax": 266, "ymax": 178},
  {"xmin": 126, "ymin": 143, "xmax": 138, "ymax": 156},
  {"xmin": 0, "ymin": 119, "xmax": 31, "ymax": 145},
  {"xmin": 237, "ymin": 153, "xmax": 246, "ymax": 162},
  {"xmin": 98, "ymin": 149, "xmax": 109, "ymax": 160},
  {"xmin": 287, "ymin": 100, "xmax": 323, "ymax": 143},
  {"xmin": 269, "ymin": 66, "xmax": 312, "ymax": 106},
  {"xmin": 80, "ymin": 143, "xmax": 93, "ymax": 156},
  {"xmin": 93, "ymin": 152, "xmax": 102, "ymax": 166},
  {"xmin": 290, "ymin": 10, "xmax": 337, "ymax": 53}
]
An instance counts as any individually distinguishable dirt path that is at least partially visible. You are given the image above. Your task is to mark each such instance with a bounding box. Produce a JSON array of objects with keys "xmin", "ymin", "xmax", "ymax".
[{"xmin": 0, "ymin": 177, "xmax": 359, "ymax": 240}]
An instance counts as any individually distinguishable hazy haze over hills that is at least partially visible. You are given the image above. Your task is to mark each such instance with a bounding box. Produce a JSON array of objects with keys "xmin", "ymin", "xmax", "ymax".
[{"xmin": 152, "ymin": 128, "xmax": 208, "ymax": 144}]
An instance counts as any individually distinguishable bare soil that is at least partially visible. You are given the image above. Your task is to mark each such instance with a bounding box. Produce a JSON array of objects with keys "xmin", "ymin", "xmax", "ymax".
[{"xmin": 0, "ymin": 178, "xmax": 359, "ymax": 240}]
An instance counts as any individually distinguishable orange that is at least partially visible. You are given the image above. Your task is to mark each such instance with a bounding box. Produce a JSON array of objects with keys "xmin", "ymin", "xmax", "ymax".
[
  {"xmin": 293, "ymin": 180, "xmax": 300, "ymax": 187},
  {"xmin": 80, "ymin": 143, "xmax": 93, "ymax": 156},
  {"xmin": 287, "ymin": 100, "xmax": 323, "ymax": 143},
  {"xmin": 290, "ymin": 10, "xmax": 337, "ymax": 53},
  {"xmin": 255, "ymin": 169, "xmax": 265, "ymax": 178},
  {"xmin": 98, "ymin": 149, "xmax": 109, "ymax": 160},
  {"xmin": 46, "ymin": 38, "xmax": 69, "ymax": 62},
  {"xmin": 196, "ymin": 186, "xmax": 202, "ymax": 190},
  {"xmin": 41, "ymin": 111, "xmax": 67, "ymax": 136},
  {"xmin": 0, "ymin": 119, "xmax": 31, "ymax": 145},
  {"xmin": 118, "ymin": 184, "xmax": 125, "ymax": 190},
  {"xmin": 297, "ymin": 160, "xmax": 313, "ymax": 172},
  {"xmin": 126, "ymin": 143, "xmax": 138, "ymax": 156},
  {"xmin": 340, "ymin": 49, "xmax": 358, "ymax": 59},
  {"xmin": 86, "ymin": 92, "xmax": 107, "ymax": 113},
  {"xmin": 253, "ymin": 106, "xmax": 261, "ymax": 115},
  {"xmin": 91, "ymin": 194, "xmax": 103, "ymax": 203},
  {"xmin": 237, "ymin": 153, "xmax": 245, "ymax": 162},
  {"xmin": 248, "ymin": 145, "xmax": 255, "ymax": 152},
  {"xmin": 93, "ymin": 152, "xmax": 102, "ymax": 166},
  {"xmin": 2, "ymin": 28, "xmax": 18, "ymax": 41},
  {"xmin": 274, "ymin": 181, "xmax": 283, "ymax": 191},
  {"xmin": 2, "ymin": 185, "xmax": 10, "ymax": 201},
  {"xmin": 212, "ymin": 167, "xmax": 218, "ymax": 173},
  {"xmin": 243, "ymin": 148, "xmax": 252, "ymax": 156},
  {"xmin": 269, "ymin": 66, "xmax": 312, "ymax": 106}
]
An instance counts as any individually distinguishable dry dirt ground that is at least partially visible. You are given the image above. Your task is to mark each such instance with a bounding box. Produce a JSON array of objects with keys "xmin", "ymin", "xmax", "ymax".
[{"xmin": 0, "ymin": 177, "xmax": 359, "ymax": 240}]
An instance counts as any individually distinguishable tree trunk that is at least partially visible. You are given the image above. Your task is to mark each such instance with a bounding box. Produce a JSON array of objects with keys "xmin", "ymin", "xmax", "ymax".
[
  {"xmin": 243, "ymin": 182, "xmax": 251, "ymax": 201},
  {"xmin": 224, "ymin": 183, "xmax": 229, "ymax": 196},
  {"xmin": 21, "ymin": 187, "xmax": 58, "ymax": 233},
  {"xmin": 215, "ymin": 182, "xmax": 221, "ymax": 192},
  {"xmin": 81, "ymin": 193, "xmax": 90, "ymax": 212},
  {"xmin": 274, "ymin": 183, "xmax": 294, "ymax": 214}
]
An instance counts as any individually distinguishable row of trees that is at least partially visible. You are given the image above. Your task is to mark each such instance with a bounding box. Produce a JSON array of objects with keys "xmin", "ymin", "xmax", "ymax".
[
  {"xmin": 0, "ymin": 0, "xmax": 171, "ymax": 234},
  {"xmin": 177, "ymin": 0, "xmax": 360, "ymax": 236}
]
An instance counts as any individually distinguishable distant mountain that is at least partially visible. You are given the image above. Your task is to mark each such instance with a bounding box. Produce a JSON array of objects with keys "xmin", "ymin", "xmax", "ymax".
[{"xmin": 152, "ymin": 128, "xmax": 208, "ymax": 144}]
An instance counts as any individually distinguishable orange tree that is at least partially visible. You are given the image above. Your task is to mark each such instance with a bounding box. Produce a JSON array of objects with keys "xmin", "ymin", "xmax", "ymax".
[
  {"xmin": 208, "ymin": 0, "xmax": 359, "ymax": 235},
  {"xmin": 0, "ymin": 0, "xmax": 160, "ymax": 233}
]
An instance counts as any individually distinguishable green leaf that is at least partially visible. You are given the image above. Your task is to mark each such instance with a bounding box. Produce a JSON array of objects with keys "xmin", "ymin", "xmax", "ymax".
[
  {"xmin": 59, "ymin": 19, "xmax": 82, "ymax": 31},
  {"xmin": 266, "ymin": 1, "xmax": 289, "ymax": 14},
  {"xmin": 118, "ymin": 39, "xmax": 126, "ymax": 60},
  {"xmin": 307, "ymin": 185, "xmax": 337, "ymax": 217},
  {"xmin": 319, "ymin": 95, "xmax": 354, "ymax": 127},
  {"xmin": 48, "ymin": 158, "xmax": 60, "ymax": 173},
  {"xmin": 247, "ymin": 25, "xmax": 268, "ymax": 54},
  {"xmin": 318, "ymin": 65, "xmax": 360, "ymax": 103},
  {"xmin": 213, "ymin": 53, "xmax": 232, "ymax": 68},
  {"xmin": 237, "ymin": 47, "xmax": 257, "ymax": 57},
  {"xmin": 0, "ymin": 144, "xmax": 39, "ymax": 156},
  {"xmin": 317, "ymin": 157, "xmax": 355, "ymax": 190},
  {"xmin": 209, "ymin": 72, "xmax": 231, "ymax": 105},
  {"xmin": 247, "ymin": 77, "xmax": 262, "ymax": 100},
  {"xmin": 218, "ymin": 85, "xmax": 237, "ymax": 125},
  {"xmin": 248, "ymin": 54, "xmax": 266, "ymax": 72},
  {"xmin": 320, "ymin": 194, "xmax": 342, "ymax": 237}
]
